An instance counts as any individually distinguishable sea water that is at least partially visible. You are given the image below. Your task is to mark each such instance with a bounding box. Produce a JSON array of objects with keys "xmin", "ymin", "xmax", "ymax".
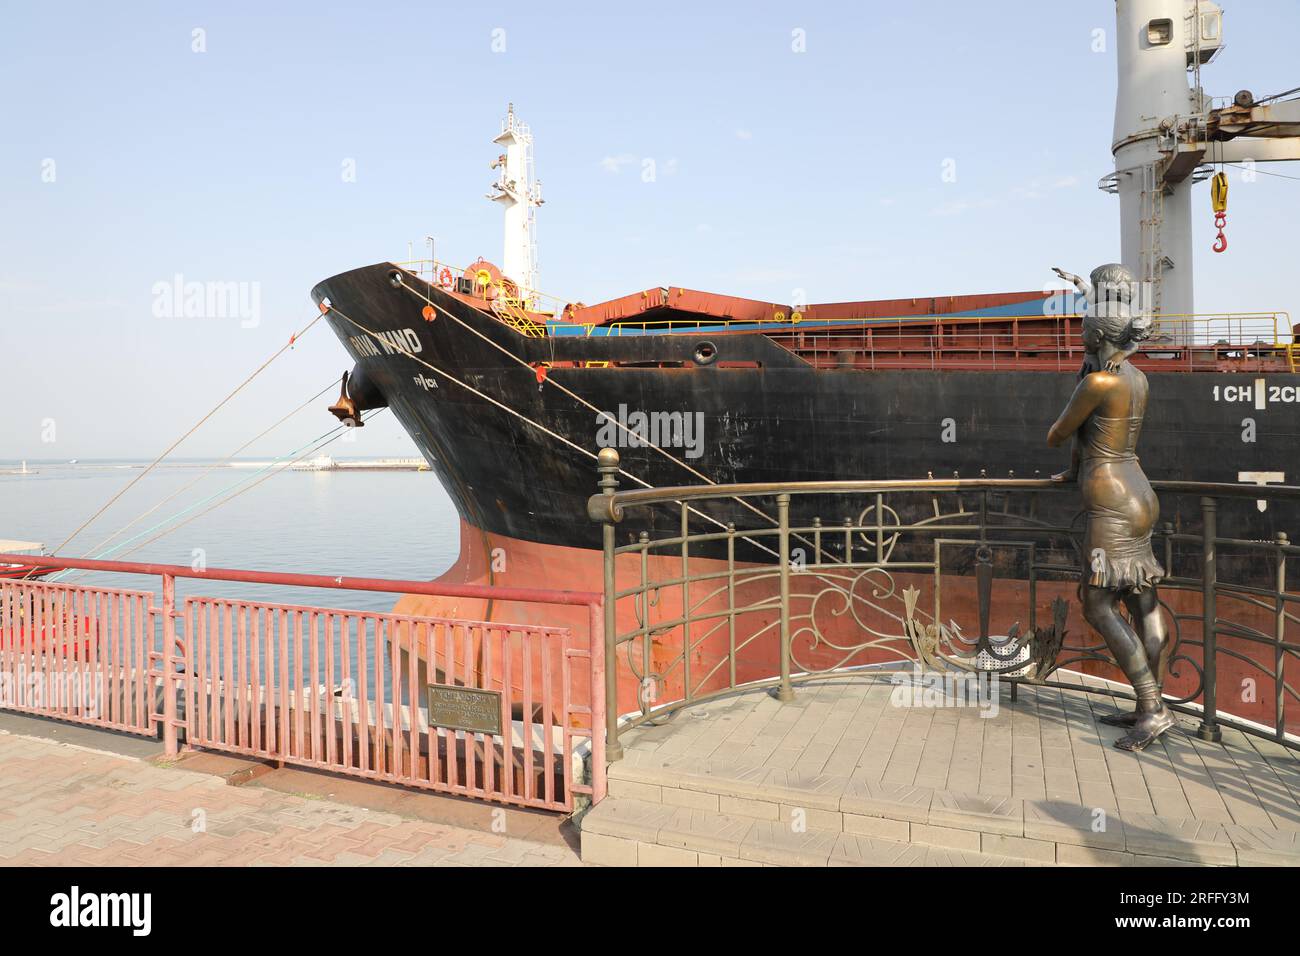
[{"xmin": 0, "ymin": 461, "xmax": 460, "ymax": 612}]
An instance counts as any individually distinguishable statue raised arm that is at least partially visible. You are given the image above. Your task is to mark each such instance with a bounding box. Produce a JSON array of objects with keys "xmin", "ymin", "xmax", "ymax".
[
  {"xmin": 1051, "ymin": 266, "xmax": 1091, "ymax": 298},
  {"xmin": 1054, "ymin": 263, "xmax": 1152, "ymax": 373}
]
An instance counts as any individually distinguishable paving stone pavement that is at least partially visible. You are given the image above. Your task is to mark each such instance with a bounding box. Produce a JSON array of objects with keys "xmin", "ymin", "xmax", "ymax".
[
  {"xmin": 0, "ymin": 731, "xmax": 584, "ymax": 867},
  {"xmin": 619, "ymin": 672, "xmax": 1300, "ymax": 830}
]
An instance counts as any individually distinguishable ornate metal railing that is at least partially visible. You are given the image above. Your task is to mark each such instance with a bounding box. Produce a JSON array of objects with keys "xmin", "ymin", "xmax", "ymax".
[{"xmin": 588, "ymin": 450, "xmax": 1300, "ymax": 761}]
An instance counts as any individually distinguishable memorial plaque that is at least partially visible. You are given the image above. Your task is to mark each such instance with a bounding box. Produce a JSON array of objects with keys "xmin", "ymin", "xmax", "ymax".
[{"xmin": 426, "ymin": 684, "xmax": 502, "ymax": 735}]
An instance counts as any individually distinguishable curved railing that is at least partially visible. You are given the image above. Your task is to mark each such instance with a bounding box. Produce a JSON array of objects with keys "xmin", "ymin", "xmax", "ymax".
[{"xmin": 588, "ymin": 455, "xmax": 1300, "ymax": 760}]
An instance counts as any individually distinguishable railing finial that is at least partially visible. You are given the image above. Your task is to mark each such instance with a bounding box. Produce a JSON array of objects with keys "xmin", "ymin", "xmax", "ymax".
[
  {"xmin": 588, "ymin": 448, "xmax": 624, "ymax": 525},
  {"xmin": 597, "ymin": 445, "xmax": 620, "ymax": 475}
]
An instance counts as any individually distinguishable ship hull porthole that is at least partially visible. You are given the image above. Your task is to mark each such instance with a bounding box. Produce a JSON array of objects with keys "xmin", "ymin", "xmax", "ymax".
[{"xmin": 693, "ymin": 341, "xmax": 718, "ymax": 366}]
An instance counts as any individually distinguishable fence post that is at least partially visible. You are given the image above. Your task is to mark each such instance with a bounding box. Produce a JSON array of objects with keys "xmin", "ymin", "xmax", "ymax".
[
  {"xmin": 1197, "ymin": 497, "xmax": 1222, "ymax": 743},
  {"xmin": 596, "ymin": 448, "xmax": 623, "ymax": 762},
  {"xmin": 588, "ymin": 598, "xmax": 608, "ymax": 798},
  {"xmin": 776, "ymin": 493, "xmax": 794, "ymax": 702},
  {"xmin": 161, "ymin": 572, "xmax": 179, "ymax": 756}
]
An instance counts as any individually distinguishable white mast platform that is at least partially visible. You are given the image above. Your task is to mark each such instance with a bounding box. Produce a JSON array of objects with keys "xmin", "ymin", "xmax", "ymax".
[{"xmin": 488, "ymin": 104, "xmax": 544, "ymax": 307}]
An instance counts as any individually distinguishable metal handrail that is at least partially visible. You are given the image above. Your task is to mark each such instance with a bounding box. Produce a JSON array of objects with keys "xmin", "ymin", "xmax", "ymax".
[
  {"xmin": 589, "ymin": 454, "xmax": 1300, "ymax": 762},
  {"xmin": 587, "ymin": 312, "xmax": 1088, "ymax": 334},
  {"xmin": 393, "ymin": 258, "xmax": 567, "ymax": 317},
  {"xmin": 389, "ymin": 267, "xmax": 1296, "ymax": 368},
  {"xmin": 0, "ymin": 551, "xmax": 609, "ymax": 801},
  {"xmin": 582, "ymin": 309, "xmax": 1293, "ymax": 343},
  {"xmin": 0, "ymin": 555, "xmax": 609, "ymax": 807},
  {"xmin": 593, "ymin": 476, "xmax": 1300, "ymax": 515},
  {"xmin": 0, "ymin": 553, "xmax": 601, "ymax": 606}
]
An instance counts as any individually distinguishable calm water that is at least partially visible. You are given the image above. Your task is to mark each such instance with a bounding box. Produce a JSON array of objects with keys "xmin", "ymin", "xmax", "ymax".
[{"xmin": 0, "ymin": 461, "xmax": 460, "ymax": 613}]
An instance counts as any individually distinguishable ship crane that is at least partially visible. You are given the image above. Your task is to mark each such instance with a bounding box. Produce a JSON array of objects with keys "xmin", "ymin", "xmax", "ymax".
[
  {"xmin": 487, "ymin": 103, "xmax": 543, "ymax": 309},
  {"xmin": 1103, "ymin": 1, "xmax": 1300, "ymax": 342},
  {"xmin": 1155, "ymin": 93, "xmax": 1300, "ymax": 189}
]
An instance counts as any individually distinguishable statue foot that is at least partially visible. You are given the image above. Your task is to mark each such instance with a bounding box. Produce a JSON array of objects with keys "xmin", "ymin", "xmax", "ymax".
[
  {"xmin": 1098, "ymin": 710, "xmax": 1139, "ymax": 727},
  {"xmin": 1100, "ymin": 688, "xmax": 1166, "ymax": 727},
  {"xmin": 1113, "ymin": 709, "xmax": 1175, "ymax": 752}
]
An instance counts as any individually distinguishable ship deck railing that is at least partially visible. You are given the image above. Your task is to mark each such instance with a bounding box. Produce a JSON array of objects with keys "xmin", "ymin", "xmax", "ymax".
[
  {"xmin": 395, "ymin": 258, "xmax": 562, "ymax": 330},
  {"xmin": 550, "ymin": 311, "xmax": 1295, "ymax": 374},
  {"xmin": 763, "ymin": 311, "xmax": 1296, "ymax": 373},
  {"xmin": 391, "ymin": 259, "xmax": 1296, "ymax": 373}
]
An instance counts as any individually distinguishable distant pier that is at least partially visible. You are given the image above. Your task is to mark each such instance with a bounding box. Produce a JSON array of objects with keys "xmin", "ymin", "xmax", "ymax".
[{"xmin": 229, "ymin": 456, "xmax": 430, "ymax": 472}]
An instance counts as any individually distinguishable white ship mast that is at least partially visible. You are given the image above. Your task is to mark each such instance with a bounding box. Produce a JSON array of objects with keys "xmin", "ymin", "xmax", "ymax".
[
  {"xmin": 488, "ymin": 103, "xmax": 543, "ymax": 306},
  {"xmin": 1105, "ymin": 1, "xmax": 1300, "ymax": 339}
]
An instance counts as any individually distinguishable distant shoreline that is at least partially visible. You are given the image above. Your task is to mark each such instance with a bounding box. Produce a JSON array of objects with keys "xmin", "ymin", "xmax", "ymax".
[{"xmin": 0, "ymin": 458, "xmax": 430, "ymax": 473}]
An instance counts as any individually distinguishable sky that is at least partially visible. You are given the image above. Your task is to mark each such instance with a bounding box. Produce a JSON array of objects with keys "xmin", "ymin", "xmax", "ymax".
[{"xmin": 2, "ymin": 0, "xmax": 1298, "ymax": 460}]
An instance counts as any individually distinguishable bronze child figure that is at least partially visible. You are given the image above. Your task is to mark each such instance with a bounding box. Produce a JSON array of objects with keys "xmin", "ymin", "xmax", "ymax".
[{"xmin": 1047, "ymin": 263, "xmax": 1174, "ymax": 751}]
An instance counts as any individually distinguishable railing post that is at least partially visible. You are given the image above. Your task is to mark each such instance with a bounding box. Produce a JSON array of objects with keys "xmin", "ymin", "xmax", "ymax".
[
  {"xmin": 596, "ymin": 448, "xmax": 623, "ymax": 762},
  {"xmin": 1275, "ymin": 532, "xmax": 1288, "ymax": 742},
  {"xmin": 161, "ymin": 572, "xmax": 180, "ymax": 756},
  {"xmin": 1197, "ymin": 497, "xmax": 1222, "ymax": 743},
  {"xmin": 775, "ymin": 493, "xmax": 794, "ymax": 702}
]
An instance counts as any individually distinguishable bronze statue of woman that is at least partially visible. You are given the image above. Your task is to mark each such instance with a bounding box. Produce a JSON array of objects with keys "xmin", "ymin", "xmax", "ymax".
[{"xmin": 1047, "ymin": 263, "xmax": 1174, "ymax": 751}]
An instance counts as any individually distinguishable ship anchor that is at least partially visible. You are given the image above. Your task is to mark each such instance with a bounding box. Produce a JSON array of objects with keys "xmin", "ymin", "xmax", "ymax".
[{"xmin": 327, "ymin": 371, "xmax": 363, "ymax": 428}]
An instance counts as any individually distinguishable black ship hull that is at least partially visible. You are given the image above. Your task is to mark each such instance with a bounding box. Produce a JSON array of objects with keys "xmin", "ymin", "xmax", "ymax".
[{"xmin": 312, "ymin": 263, "xmax": 1300, "ymax": 560}]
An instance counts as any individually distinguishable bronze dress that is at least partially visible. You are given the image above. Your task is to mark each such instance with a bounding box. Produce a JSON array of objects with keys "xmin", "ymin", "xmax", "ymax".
[{"xmin": 1078, "ymin": 362, "xmax": 1164, "ymax": 592}]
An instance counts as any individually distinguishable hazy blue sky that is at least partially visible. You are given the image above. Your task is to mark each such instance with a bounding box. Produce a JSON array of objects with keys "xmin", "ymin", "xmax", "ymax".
[{"xmin": 3, "ymin": 0, "xmax": 1298, "ymax": 460}]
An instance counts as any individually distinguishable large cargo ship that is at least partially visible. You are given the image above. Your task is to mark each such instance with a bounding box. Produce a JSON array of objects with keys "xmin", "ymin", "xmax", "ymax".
[{"xmin": 311, "ymin": 1, "xmax": 1299, "ymax": 705}]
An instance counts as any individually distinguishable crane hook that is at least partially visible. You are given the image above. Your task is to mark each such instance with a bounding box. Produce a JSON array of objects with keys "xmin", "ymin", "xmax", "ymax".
[
  {"xmin": 1213, "ymin": 211, "xmax": 1228, "ymax": 253},
  {"xmin": 1211, "ymin": 173, "xmax": 1229, "ymax": 254}
]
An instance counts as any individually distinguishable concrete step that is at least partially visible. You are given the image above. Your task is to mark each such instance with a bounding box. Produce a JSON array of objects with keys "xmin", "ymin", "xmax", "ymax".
[
  {"xmin": 580, "ymin": 797, "xmax": 1038, "ymax": 867},
  {"xmin": 597, "ymin": 756, "xmax": 1299, "ymax": 866}
]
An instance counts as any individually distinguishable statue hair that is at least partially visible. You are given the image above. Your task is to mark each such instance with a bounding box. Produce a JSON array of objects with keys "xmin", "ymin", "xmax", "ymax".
[{"xmin": 1084, "ymin": 262, "xmax": 1152, "ymax": 346}]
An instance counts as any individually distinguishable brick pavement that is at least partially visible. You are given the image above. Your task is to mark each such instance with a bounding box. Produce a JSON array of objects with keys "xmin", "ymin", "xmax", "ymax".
[
  {"xmin": 0, "ymin": 730, "xmax": 584, "ymax": 867},
  {"xmin": 618, "ymin": 673, "xmax": 1300, "ymax": 829}
]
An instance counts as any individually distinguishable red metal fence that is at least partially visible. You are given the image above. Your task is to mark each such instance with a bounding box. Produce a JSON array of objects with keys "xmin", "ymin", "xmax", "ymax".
[
  {"xmin": 184, "ymin": 598, "xmax": 593, "ymax": 810},
  {"xmin": 0, "ymin": 580, "xmax": 157, "ymax": 735},
  {"xmin": 0, "ymin": 555, "xmax": 605, "ymax": 812}
]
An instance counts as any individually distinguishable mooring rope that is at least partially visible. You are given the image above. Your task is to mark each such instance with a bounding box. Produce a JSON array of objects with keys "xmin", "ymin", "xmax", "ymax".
[
  {"xmin": 326, "ymin": 301, "xmax": 781, "ymax": 557},
  {"xmin": 75, "ymin": 378, "xmax": 342, "ymax": 563},
  {"xmin": 104, "ymin": 409, "xmax": 387, "ymax": 564},
  {"xmin": 45, "ymin": 310, "xmax": 328, "ymax": 559},
  {"xmin": 55, "ymin": 408, "xmax": 385, "ymax": 579},
  {"xmin": 396, "ymin": 276, "xmax": 742, "ymax": 488},
  {"xmin": 391, "ymin": 276, "xmax": 836, "ymax": 561}
]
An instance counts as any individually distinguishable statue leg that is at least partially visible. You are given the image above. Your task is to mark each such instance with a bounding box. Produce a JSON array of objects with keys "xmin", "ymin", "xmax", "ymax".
[
  {"xmin": 1127, "ymin": 586, "xmax": 1172, "ymax": 685},
  {"xmin": 1082, "ymin": 585, "xmax": 1173, "ymax": 750},
  {"xmin": 1098, "ymin": 588, "xmax": 1172, "ymax": 727}
]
